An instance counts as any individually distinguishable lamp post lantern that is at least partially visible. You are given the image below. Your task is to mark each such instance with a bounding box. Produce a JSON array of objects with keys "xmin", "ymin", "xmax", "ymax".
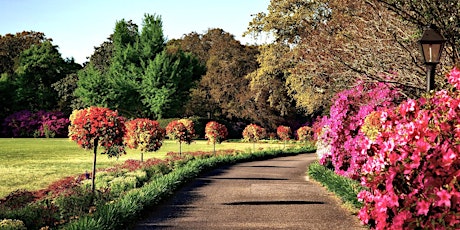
[{"xmin": 419, "ymin": 25, "xmax": 446, "ymax": 92}]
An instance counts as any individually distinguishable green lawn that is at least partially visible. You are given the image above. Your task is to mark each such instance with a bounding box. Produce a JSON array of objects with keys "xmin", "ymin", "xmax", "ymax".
[{"xmin": 0, "ymin": 138, "xmax": 288, "ymax": 198}]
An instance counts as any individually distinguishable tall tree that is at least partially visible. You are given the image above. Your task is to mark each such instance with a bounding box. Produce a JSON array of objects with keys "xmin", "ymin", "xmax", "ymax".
[
  {"xmin": 76, "ymin": 14, "xmax": 203, "ymax": 119},
  {"xmin": 375, "ymin": 0, "xmax": 460, "ymax": 64},
  {"xmin": 0, "ymin": 31, "xmax": 48, "ymax": 77},
  {"xmin": 246, "ymin": 0, "xmax": 423, "ymax": 116},
  {"xmin": 14, "ymin": 41, "xmax": 79, "ymax": 111}
]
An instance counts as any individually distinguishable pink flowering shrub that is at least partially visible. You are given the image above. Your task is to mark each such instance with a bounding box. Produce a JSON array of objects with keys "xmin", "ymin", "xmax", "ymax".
[
  {"xmin": 357, "ymin": 67, "xmax": 460, "ymax": 229},
  {"xmin": 314, "ymin": 81, "xmax": 400, "ymax": 178},
  {"xmin": 2, "ymin": 110, "xmax": 69, "ymax": 137}
]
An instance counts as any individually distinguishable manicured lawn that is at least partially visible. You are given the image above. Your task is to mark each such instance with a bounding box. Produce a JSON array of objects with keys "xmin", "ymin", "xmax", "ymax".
[{"xmin": 0, "ymin": 138, "xmax": 289, "ymax": 198}]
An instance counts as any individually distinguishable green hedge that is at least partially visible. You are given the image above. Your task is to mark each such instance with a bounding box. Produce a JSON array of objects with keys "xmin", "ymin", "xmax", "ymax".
[
  {"xmin": 307, "ymin": 162, "xmax": 365, "ymax": 209},
  {"xmin": 62, "ymin": 146, "xmax": 315, "ymax": 229}
]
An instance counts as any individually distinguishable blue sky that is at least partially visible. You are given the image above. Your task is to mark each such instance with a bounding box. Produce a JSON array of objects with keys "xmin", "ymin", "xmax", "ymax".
[{"xmin": 0, "ymin": 0, "xmax": 270, "ymax": 64}]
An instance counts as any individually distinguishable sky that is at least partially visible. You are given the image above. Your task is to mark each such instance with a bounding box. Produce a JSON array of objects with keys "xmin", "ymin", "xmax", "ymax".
[{"xmin": 0, "ymin": 0, "xmax": 270, "ymax": 64}]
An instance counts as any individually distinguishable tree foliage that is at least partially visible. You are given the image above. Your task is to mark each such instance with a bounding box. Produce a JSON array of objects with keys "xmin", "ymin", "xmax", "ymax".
[
  {"xmin": 14, "ymin": 41, "xmax": 81, "ymax": 112},
  {"xmin": 242, "ymin": 123, "xmax": 266, "ymax": 143},
  {"xmin": 246, "ymin": 0, "xmax": 425, "ymax": 116},
  {"xmin": 376, "ymin": 0, "xmax": 460, "ymax": 64},
  {"xmin": 165, "ymin": 119, "xmax": 195, "ymax": 155},
  {"xmin": 124, "ymin": 118, "xmax": 165, "ymax": 162},
  {"xmin": 276, "ymin": 125, "xmax": 291, "ymax": 141},
  {"xmin": 76, "ymin": 14, "xmax": 203, "ymax": 119}
]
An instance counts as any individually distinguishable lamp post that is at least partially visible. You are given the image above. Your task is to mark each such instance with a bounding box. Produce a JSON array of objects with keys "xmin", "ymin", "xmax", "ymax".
[{"xmin": 419, "ymin": 25, "xmax": 446, "ymax": 92}]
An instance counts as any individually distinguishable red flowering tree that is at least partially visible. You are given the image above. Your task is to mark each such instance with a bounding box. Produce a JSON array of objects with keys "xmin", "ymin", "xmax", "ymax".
[
  {"xmin": 124, "ymin": 118, "xmax": 165, "ymax": 162},
  {"xmin": 276, "ymin": 125, "xmax": 291, "ymax": 148},
  {"xmin": 205, "ymin": 121, "xmax": 228, "ymax": 155},
  {"xmin": 242, "ymin": 123, "xmax": 266, "ymax": 151},
  {"xmin": 165, "ymin": 119, "xmax": 195, "ymax": 155},
  {"xmin": 296, "ymin": 126, "xmax": 313, "ymax": 142},
  {"xmin": 68, "ymin": 107, "xmax": 126, "ymax": 193}
]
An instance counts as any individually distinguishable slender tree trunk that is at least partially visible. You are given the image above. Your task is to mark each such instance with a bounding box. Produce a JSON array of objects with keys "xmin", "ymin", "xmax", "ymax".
[
  {"xmin": 179, "ymin": 142, "xmax": 182, "ymax": 156},
  {"xmin": 141, "ymin": 152, "xmax": 144, "ymax": 162},
  {"xmin": 213, "ymin": 142, "xmax": 216, "ymax": 155},
  {"xmin": 253, "ymin": 142, "xmax": 255, "ymax": 152},
  {"xmin": 91, "ymin": 138, "xmax": 98, "ymax": 196}
]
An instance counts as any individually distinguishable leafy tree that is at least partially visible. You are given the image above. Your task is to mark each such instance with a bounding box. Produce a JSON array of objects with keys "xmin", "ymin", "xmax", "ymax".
[
  {"xmin": 124, "ymin": 118, "xmax": 165, "ymax": 162},
  {"xmin": 376, "ymin": 0, "xmax": 460, "ymax": 64},
  {"xmin": 165, "ymin": 119, "xmax": 195, "ymax": 155},
  {"xmin": 0, "ymin": 31, "xmax": 49, "ymax": 77},
  {"xmin": 76, "ymin": 14, "xmax": 202, "ymax": 118},
  {"xmin": 296, "ymin": 126, "xmax": 313, "ymax": 142},
  {"xmin": 141, "ymin": 49, "xmax": 204, "ymax": 119},
  {"xmin": 52, "ymin": 73, "xmax": 84, "ymax": 114},
  {"xmin": 242, "ymin": 123, "xmax": 266, "ymax": 151},
  {"xmin": 205, "ymin": 121, "xmax": 228, "ymax": 155},
  {"xmin": 68, "ymin": 107, "xmax": 126, "ymax": 194},
  {"xmin": 14, "ymin": 41, "xmax": 80, "ymax": 112},
  {"xmin": 246, "ymin": 0, "xmax": 424, "ymax": 116}
]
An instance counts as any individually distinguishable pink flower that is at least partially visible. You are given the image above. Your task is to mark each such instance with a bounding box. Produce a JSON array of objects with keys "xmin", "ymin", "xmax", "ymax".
[
  {"xmin": 436, "ymin": 189, "xmax": 451, "ymax": 208},
  {"xmin": 447, "ymin": 66, "xmax": 460, "ymax": 88},
  {"xmin": 416, "ymin": 200, "xmax": 431, "ymax": 215}
]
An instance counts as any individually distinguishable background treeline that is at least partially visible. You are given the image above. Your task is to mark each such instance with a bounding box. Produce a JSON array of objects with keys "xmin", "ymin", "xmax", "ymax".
[{"xmin": 1, "ymin": 0, "xmax": 459, "ymax": 138}]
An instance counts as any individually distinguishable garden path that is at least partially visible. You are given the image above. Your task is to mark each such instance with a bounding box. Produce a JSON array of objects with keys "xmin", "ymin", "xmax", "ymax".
[{"xmin": 134, "ymin": 153, "xmax": 365, "ymax": 229}]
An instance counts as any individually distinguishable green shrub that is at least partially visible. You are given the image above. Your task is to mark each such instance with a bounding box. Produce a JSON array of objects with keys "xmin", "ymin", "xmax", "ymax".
[
  {"xmin": 125, "ymin": 170, "xmax": 148, "ymax": 186},
  {"xmin": 0, "ymin": 219, "xmax": 27, "ymax": 230},
  {"xmin": 109, "ymin": 176, "xmax": 137, "ymax": 196},
  {"xmin": 307, "ymin": 162, "xmax": 364, "ymax": 209}
]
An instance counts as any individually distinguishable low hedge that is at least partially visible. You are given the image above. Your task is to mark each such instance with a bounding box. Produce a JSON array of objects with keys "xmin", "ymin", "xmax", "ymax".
[
  {"xmin": 62, "ymin": 146, "xmax": 315, "ymax": 229},
  {"xmin": 307, "ymin": 162, "xmax": 365, "ymax": 209}
]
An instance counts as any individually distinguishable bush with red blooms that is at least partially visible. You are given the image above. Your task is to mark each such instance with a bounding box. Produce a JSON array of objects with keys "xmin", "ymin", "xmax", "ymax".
[
  {"xmin": 205, "ymin": 121, "xmax": 228, "ymax": 144},
  {"xmin": 124, "ymin": 118, "xmax": 165, "ymax": 161},
  {"xmin": 276, "ymin": 125, "xmax": 292, "ymax": 141},
  {"xmin": 68, "ymin": 107, "xmax": 126, "ymax": 157},
  {"xmin": 165, "ymin": 119, "xmax": 195, "ymax": 155},
  {"xmin": 296, "ymin": 126, "xmax": 313, "ymax": 142},
  {"xmin": 242, "ymin": 123, "xmax": 266, "ymax": 143},
  {"xmin": 357, "ymin": 67, "xmax": 460, "ymax": 230}
]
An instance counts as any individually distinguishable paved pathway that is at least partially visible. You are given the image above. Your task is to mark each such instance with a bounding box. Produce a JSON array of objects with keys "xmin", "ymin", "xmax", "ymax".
[{"xmin": 134, "ymin": 153, "xmax": 365, "ymax": 229}]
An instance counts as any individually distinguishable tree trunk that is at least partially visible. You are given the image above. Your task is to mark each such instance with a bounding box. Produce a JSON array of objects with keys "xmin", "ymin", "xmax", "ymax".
[
  {"xmin": 91, "ymin": 138, "xmax": 98, "ymax": 195},
  {"xmin": 141, "ymin": 152, "xmax": 144, "ymax": 162},
  {"xmin": 213, "ymin": 142, "xmax": 216, "ymax": 155},
  {"xmin": 179, "ymin": 142, "xmax": 182, "ymax": 156}
]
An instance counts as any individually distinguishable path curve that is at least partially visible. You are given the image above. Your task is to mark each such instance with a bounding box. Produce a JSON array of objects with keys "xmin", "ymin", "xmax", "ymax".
[{"xmin": 134, "ymin": 153, "xmax": 365, "ymax": 229}]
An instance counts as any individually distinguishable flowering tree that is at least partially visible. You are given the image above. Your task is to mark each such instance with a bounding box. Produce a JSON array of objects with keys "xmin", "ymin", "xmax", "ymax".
[
  {"xmin": 68, "ymin": 107, "xmax": 126, "ymax": 193},
  {"xmin": 165, "ymin": 119, "xmax": 195, "ymax": 155},
  {"xmin": 205, "ymin": 121, "xmax": 228, "ymax": 155},
  {"xmin": 242, "ymin": 124, "xmax": 266, "ymax": 151},
  {"xmin": 124, "ymin": 118, "xmax": 165, "ymax": 162},
  {"xmin": 296, "ymin": 126, "xmax": 313, "ymax": 142},
  {"xmin": 276, "ymin": 125, "xmax": 291, "ymax": 148},
  {"xmin": 357, "ymin": 67, "xmax": 460, "ymax": 229}
]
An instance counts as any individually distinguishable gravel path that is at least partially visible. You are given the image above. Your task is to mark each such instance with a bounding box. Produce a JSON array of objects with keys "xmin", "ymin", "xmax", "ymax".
[{"xmin": 134, "ymin": 153, "xmax": 365, "ymax": 229}]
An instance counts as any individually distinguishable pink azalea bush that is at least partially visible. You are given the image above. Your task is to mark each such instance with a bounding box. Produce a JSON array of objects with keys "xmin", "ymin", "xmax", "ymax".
[
  {"xmin": 2, "ymin": 110, "xmax": 69, "ymax": 137},
  {"xmin": 357, "ymin": 67, "xmax": 460, "ymax": 229},
  {"xmin": 315, "ymin": 80, "xmax": 400, "ymax": 179}
]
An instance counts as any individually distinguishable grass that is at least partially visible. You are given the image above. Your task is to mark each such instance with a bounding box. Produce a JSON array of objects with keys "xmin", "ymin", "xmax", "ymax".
[{"xmin": 0, "ymin": 138, "xmax": 291, "ymax": 198}]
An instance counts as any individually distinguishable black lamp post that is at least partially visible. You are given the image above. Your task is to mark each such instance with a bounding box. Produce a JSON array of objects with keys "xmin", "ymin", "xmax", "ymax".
[{"xmin": 419, "ymin": 25, "xmax": 446, "ymax": 92}]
